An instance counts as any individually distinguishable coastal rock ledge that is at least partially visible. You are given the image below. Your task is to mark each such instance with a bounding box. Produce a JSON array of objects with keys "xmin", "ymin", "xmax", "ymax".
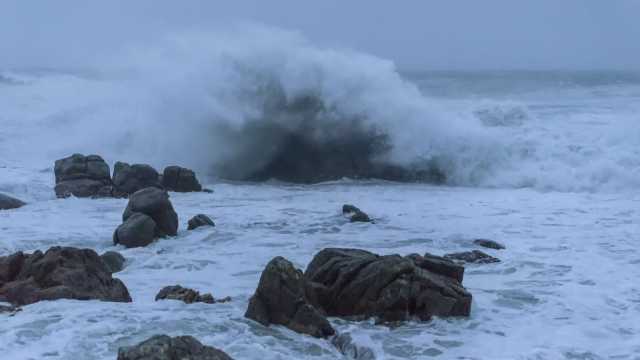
[
  {"xmin": 245, "ymin": 248, "xmax": 472, "ymax": 337},
  {"xmin": 0, "ymin": 246, "xmax": 131, "ymax": 305}
]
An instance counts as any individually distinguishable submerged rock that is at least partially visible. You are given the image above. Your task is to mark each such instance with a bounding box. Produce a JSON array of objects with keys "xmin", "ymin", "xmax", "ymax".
[
  {"xmin": 117, "ymin": 334, "xmax": 233, "ymax": 360},
  {"xmin": 0, "ymin": 304, "xmax": 21, "ymax": 315},
  {"xmin": 332, "ymin": 333, "xmax": 376, "ymax": 360},
  {"xmin": 123, "ymin": 187, "xmax": 178, "ymax": 237},
  {"xmin": 113, "ymin": 162, "xmax": 161, "ymax": 196},
  {"xmin": 187, "ymin": 214, "xmax": 215, "ymax": 230},
  {"xmin": 100, "ymin": 251, "xmax": 126, "ymax": 273},
  {"xmin": 0, "ymin": 247, "xmax": 131, "ymax": 305},
  {"xmin": 54, "ymin": 154, "xmax": 113, "ymax": 198},
  {"xmin": 155, "ymin": 285, "xmax": 225, "ymax": 304},
  {"xmin": 342, "ymin": 204, "xmax": 372, "ymax": 223},
  {"xmin": 0, "ymin": 193, "xmax": 25, "ymax": 210},
  {"xmin": 245, "ymin": 257, "xmax": 335, "ymax": 338},
  {"xmin": 305, "ymin": 248, "xmax": 472, "ymax": 322},
  {"xmin": 162, "ymin": 166, "xmax": 202, "ymax": 192},
  {"xmin": 445, "ymin": 250, "xmax": 500, "ymax": 264},
  {"xmin": 473, "ymin": 239, "xmax": 505, "ymax": 250},
  {"xmin": 114, "ymin": 212, "xmax": 158, "ymax": 248}
]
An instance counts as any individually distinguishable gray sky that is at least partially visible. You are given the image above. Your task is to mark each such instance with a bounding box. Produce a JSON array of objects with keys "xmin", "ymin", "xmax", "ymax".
[{"xmin": 2, "ymin": 0, "xmax": 639, "ymax": 70}]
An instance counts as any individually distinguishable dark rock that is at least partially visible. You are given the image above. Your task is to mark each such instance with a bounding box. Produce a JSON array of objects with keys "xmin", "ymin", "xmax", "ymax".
[
  {"xmin": 473, "ymin": 239, "xmax": 505, "ymax": 250},
  {"xmin": 0, "ymin": 304, "xmax": 21, "ymax": 315},
  {"xmin": 117, "ymin": 334, "xmax": 233, "ymax": 360},
  {"xmin": 100, "ymin": 251, "xmax": 126, "ymax": 273},
  {"xmin": 123, "ymin": 187, "xmax": 178, "ymax": 237},
  {"xmin": 444, "ymin": 250, "xmax": 500, "ymax": 264},
  {"xmin": 342, "ymin": 204, "xmax": 371, "ymax": 223},
  {"xmin": 113, "ymin": 162, "xmax": 161, "ymax": 196},
  {"xmin": 245, "ymin": 257, "xmax": 335, "ymax": 338},
  {"xmin": 187, "ymin": 214, "xmax": 215, "ymax": 230},
  {"xmin": 202, "ymin": 188, "xmax": 214, "ymax": 193},
  {"xmin": 155, "ymin": 285, "xmax": 218, "ymax": 304},
  {"xmin": 406, "ymin": 253, "xmax": 465, "ymax": 283},
  {"xmin": 349, "ymin": 211, "xmax": 371, "ymax": 223},
  {"xmin": 0, "ymin": 193, "xmax": 25, "ymax": 210},
  {"xmin": 342, "ymin": 204, "xmax": 361, "ymax": 214},
  {"xmin": 54, "ymin": 154, "xmax": 112, "ymax": 198},
  {"xmin": 0, "ymin": 247, "xmax": 131, "ymax": 306},
  {"xmin": 332, "ymin": 333, "xmax": 376, "ymax": 360},
  {"xmin": 114, "ymin": 212, "xmax": 158, "ymax": 248},
  {"xmin": 162, "ymin": 166, "xmax": 203, "ymax": 192},
  {"xmin": 305, "ymin": 248, "xmax": 472, "ymax": 322}
]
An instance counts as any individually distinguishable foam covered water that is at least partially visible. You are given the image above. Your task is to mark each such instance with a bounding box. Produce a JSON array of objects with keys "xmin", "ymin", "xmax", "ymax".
[{"xmin": 1, "ymin": 27, "xmax": 640, "ymax": 359}]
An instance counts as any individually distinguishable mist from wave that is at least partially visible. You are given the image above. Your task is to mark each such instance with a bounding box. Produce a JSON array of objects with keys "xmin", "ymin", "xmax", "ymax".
[{"xmin": 1, "ymin": 25, "xmax": 638, "ymax": 192}]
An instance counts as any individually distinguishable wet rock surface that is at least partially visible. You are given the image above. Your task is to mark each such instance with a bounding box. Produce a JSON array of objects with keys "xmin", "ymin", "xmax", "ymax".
[
  {"xmin": 162, "ymin": 166, "xmax": 202, "ymax": 192},
  {"xmin": 54, "ymin": 154, "xmax": 113, "ymax": 198},
  {"xmin": 406, "ymin": 252, "xmax": 465, "ymax": 283},
  {"xmin": 117, "ymin": 334, "xmax": 234, "ymax": 360},
  {"xmin": 245, "ymin": 256, "xmax": 335, "ymax": 338},
  {"xmin": 114, "ymin": 212, "xmax": 158, "ymax": 248},
  {"xmin": 100, "ymin": 251, "xmax": 126, "ymax": 273},
  {"xmin": 0, "ymin": 304, "xmax": 21, "ymax": 315},
  {"xmin": 187, "ymin": 214, "xmax": 215, "ymax": 230},
  {"xmin": 445, "ymin": 250, "xmax": 500, "ymax": 264},
  {"xmin": 123, "ymin": 187, "xmax": 178, "ymax": 237},
  {"xmin": 0, "ymin": 193, "xmax": 25, "ymax": 210},
  {"xmin": 155, "ymin": 285, "xmax": 230, "ymax": 304},
  {"xmin": 342, "ymin": 204, "xmax": 372, "ymax": 223},
  {"xmin": 113, "ymin": 162, "xmax": 162, "ymax": 196},
  {"xmin": 305, "ymin": 248, "xmax": 472, "ymax": 322},
  {"xmin": 0, "ymin": 246, "xmax": 131, "ymax": 305},
  {"xmin": 473, "ymin": 239, "xmax": 505, "ymax": 250}
]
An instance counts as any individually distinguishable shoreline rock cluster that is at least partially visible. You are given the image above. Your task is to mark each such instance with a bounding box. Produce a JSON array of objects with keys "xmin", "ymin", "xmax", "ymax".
[
  {"xmin": 1, "ymin": 155, "xmax": 514, "ymax": 358},
  {"xmin": 53, "ymin": 153, "xmax": 205, "ymax": 198},
  {"xmin": 245, "ymin": 248, "xmax": 472, "ymax": 339}
]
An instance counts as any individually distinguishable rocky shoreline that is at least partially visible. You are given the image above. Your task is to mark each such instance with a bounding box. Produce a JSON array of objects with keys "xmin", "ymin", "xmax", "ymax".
[{"xmin": 0, "ymin": 153, "xmax": 510, "ymax": 359}]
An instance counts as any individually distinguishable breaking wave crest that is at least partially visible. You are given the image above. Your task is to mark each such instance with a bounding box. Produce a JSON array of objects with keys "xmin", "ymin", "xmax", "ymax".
[{"xmin": 1, "ymin": 24, "xmax": 638, "ymax": 191}]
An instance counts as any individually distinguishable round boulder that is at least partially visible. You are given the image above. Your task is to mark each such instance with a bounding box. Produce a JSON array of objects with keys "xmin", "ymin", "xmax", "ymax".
[{"xmin": 123, "ymin": 187, "xmax": 178, "ymax": 237}]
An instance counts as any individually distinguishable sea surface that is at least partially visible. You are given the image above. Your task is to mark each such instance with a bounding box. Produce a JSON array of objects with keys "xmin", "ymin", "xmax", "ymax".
[{"xmin": 1, "ymin": 39, "xmax": 639, "ymax": 360}]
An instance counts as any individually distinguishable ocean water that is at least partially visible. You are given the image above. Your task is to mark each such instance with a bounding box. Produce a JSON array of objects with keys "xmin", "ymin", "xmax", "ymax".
[{"xmin": 1, "ymin": 29, "xmax": 640, "ymax": 359}]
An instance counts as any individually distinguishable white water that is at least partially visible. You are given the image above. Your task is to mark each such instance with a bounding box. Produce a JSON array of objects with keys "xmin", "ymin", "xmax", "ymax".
[{"xmin": 1, "ymin": 27, "xmax": 640, "ymax": 359}]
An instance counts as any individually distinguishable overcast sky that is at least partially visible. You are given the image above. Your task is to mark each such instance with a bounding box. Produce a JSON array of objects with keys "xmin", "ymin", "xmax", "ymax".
[{"xmin": 2, "ymin": 0, "xmax": 639, "ymax": 70}]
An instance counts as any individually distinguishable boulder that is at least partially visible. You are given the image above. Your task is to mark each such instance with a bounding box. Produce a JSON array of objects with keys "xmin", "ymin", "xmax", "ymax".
[
  {"xmin": 473, "ymin": 239, "xmax": 505, "ymax": 250},
  {"xmin": 0, "ymin": 247, "xmax": 131, "ymax": 306},
  {"xmin": 100, "ymin": 251, "xmax": 126, "ymax": 273},
  {"xmin": 342, "ymin": 204, "xmax": 371, "ymax": 223},
  {"xmin": 0, "ymin": 193, "xmax": 25, "ymax": 210},
  {"xmin": 114, "ymin": 212, "xmax": 158, "ymax": 248},
  {"xmin": 445, "ymin": 250, "xmax": 500, "ymax": 264},
  {"xmin": 155, "ymin": 285, "xmax": 218, "ymax": 304},
  {"xmin": 305, "ymin": 248, "xmax": 472, "ymax": 322},
  {"xmin": 113, "ymin": 162, "xmax": 161, "ymax": 196},
  {"xmin": 245, "ymin": 257, "xmax": 335, "ymax": 338},
  {"xmin": 187, "ymin": 214, "xmax": 215, "ymax": 230},
  {"xmin": 54, "ymin": 154, "xmax": 112, "ymax": 198},
  {"xmin": 117, "ymin": 335, "xmax": 233, "ymax": 360},
  {"xmin": 162, "ymin": 166, "xmax": 203, "ymax": 192},
  {"xmin": 123, "ymin": 187, "xmax": 178, "ymax": 237}
]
